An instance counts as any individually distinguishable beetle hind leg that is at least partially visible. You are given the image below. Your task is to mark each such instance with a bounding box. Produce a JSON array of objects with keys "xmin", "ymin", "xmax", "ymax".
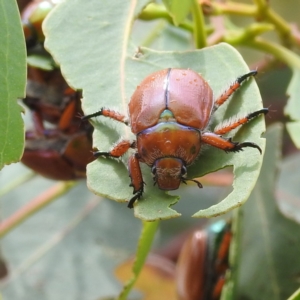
[{"xmin": 202, "ymin": 133, "xmax": 263, "ymax": 154}]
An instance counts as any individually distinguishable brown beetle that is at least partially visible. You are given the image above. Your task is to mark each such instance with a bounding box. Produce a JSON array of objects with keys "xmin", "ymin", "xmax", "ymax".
[{"xmin": 83, "ymin": 68, "xmax": 267, "ymax": 208}]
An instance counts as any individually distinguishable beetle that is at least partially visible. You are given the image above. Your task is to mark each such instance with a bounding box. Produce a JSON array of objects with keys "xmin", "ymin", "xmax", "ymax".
[
  {"xmin": 22, "ymin": 67, "xmax": 94, "ymax": 180},
  {"xmin": 82, "ymin": 68, "xmax": 268, "ymax": 208},
  {"xmin": 176, "ymin": 220, "xmax": 232, "ymax": 300},
  {"xmin": 22, "ymin": 130, "xmax": 94, "ymax": 180}
]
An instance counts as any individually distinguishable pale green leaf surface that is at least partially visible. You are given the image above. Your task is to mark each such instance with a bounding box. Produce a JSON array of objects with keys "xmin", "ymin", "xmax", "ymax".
[
  {"xmin": 0, "ymin": 0, "xmax": 26, "ymax": 169},
  {"xmin": 237, "ymin": 124, "xmax": 300, "ymax": 300},
  {"xmin": 43, "ymin": 0, "xmax": 266, "ymax": 220}
]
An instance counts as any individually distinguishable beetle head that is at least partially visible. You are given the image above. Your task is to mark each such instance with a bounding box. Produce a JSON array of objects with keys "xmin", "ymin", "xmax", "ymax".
[{"xmin": 152, "ymin": 157, "xmax": 186, "ymax": 190}]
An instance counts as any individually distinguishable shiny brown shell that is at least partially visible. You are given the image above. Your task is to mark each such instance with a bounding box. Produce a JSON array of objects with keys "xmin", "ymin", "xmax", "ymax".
[{"xmin": 128, "ymin": 69, "xmax": 214, "ymax": 134}]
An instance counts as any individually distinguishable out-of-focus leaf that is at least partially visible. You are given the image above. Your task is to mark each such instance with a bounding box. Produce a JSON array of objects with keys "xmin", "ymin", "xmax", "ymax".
[
  {"xmin": 277, "ymin": 151, "xmax": 300, "ymax": 223},
  {"xmin": 286, "ymin": 121, "xmax": 300, "ymax": 148},
  {"xmin": 27, "ymin": 54, "xmax": 55, "ymax": 71},
  {"xmin": 44, "ymin": 0, "xmax": 266, "ymax": 219},
  {"xmin": 0, "ymin": 0, "xmax": 26, "ymax": 169},
  {"xmin": 162, "ymin": 0, "xmax": 193, "ymax": 26},
  {"xmin": 237, "ymin": 124, "xmax": 300, "ymax": 300}
]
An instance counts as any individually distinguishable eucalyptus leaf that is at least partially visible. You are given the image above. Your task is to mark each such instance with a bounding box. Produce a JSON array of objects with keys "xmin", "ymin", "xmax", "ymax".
[
  {"xmin": 0, "ymin": 0, "xmax": 26, "ymax": 169},
  {"xmin": 43, "ymin": 0, "xmax": 266, "ymax": 219},
  {"xmin": 237, "ymin": 124, "xmax": 300, "ymax": 300}
]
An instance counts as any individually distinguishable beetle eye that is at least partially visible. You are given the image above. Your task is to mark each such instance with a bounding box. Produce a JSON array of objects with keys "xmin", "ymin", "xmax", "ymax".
[
  {"xmin": 181, "ymin": 166, "xmax": 187, "ymax": 177},
  {"xmin": 151, "ymin": 166, "xmax": 156, "ymax": 175}
]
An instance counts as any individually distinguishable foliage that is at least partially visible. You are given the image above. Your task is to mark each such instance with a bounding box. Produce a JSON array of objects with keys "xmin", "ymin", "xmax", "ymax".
[
  {"xmin": 1, "ymin": 0, "xmax": 300, "ymax": 299},
  {"xmin": 0, "ymin": 0, "xmax": 26, "ymax": 169}
]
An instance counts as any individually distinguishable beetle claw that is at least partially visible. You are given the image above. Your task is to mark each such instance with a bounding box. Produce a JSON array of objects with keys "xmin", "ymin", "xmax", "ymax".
[{"xmin": 127, "ymin": 190, "xmax": 143, "ymax": 208}]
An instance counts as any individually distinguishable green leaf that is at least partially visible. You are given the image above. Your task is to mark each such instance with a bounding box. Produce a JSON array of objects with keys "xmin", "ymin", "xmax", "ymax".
[
  {"xmin": 162, "ymin": 0, "xmax": 193, "ymax": 26},
  {"xmin": 237, "ymin": 124, "xmax": 300, "ymax": 299},
  {"xmin": 0, "ymin": 0, "xmax": 26, "ymax": 169},
  {"xmin": 43, "ymin": 0, "xmax": 266, "ymax": 219}
]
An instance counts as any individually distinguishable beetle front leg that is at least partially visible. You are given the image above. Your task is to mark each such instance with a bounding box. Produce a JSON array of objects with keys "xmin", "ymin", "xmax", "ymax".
[
  {"xmin": 213, "ymin": 70, "xmax": 257, "ymax": 111},
  {"xmin": 201, "ymin": 132, "xmax": 262, "ymax": 154},
  {"xmin": 82, "ymin": 108, "xmax": 128, "ymax": 125},
  {"xmin": 93, "ymin": 140, "xmax": 135, "ymax": 158},
  {"xmin": 128, "ymin": 153, "xmax": 144, "ymax": 208}
]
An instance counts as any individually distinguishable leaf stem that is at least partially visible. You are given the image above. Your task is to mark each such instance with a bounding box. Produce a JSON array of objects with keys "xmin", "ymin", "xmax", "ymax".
[
  {"xmin": 118, "ymin": 220, "xmax": 159, "ymax": 300},
  {"xmin": 245, "ymin": 38, "xmax": 300, "ymax": 69},
  {"xmin": 191, "ymin": 0, "xmax": 207, "ymax": 48},
  {"xmin": 207, "ymin": 2, "xmax": 257, "ymax": 17}
]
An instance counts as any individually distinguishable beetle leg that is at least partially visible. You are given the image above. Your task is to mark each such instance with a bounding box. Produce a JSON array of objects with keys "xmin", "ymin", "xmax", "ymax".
[
  {"xmin": 128, "ymin": 153, "xmax": 144, "ymax": 208},
  {"xmin": 93, "ymin": 140, "xmax": 135, "ymax": 158},
  {"xmin": 58, "ymin": 99, "xmax": 76, "ymax": 130},
  {"xmin": 82, "ymin": 108, "xmax": 128, "ymax": 125},
  {"xmin": 214, "ymin": 108, "xmax": 268, "ymax": 135},
  {"xmin": 213, "ymin": 70, "xmax": 257, "ymax": 111},
  {"xmin": 201, "ymin": 132, "xmax": 262, "ymax": 154}
]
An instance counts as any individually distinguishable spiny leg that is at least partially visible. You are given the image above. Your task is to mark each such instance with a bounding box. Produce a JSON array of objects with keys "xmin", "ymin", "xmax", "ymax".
[
  {"xmin": 213, "ymin": 70, "xmax": 257, "ymax": 111},
  {"xmin": 128, "ymin": 153, "xmax": 144, "ymax": 208},
  {"xmin": 214, "ymin": 108, "xmax": 268, "ymax": 135},
  {"xmin": 81, "ymin": 107, "xmax": 128, "ymax": 125}
]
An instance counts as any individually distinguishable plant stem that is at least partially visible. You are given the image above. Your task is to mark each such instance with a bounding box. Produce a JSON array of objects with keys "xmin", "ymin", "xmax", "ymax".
[
  {"xmin": 0, "ymin": 181, "xmax": 77, "ymax": 238},
  {"xmin": 192, "ymin": 0, "xmax": 207, "ymax": 48},
  {"xmin": 253, "ymin": 0, "xmax": 293, "ymax": 46},
  {"xmin": 118, "ymin": 220, "xmax": 159, "ymax": 300},
  {"xmin": 208, "ymin": 2, "xmax": 257, "ymax": 17}
]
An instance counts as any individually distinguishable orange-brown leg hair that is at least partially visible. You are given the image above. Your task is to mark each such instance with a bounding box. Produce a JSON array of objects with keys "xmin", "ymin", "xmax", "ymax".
[
  {"xmin": 214, "ymin": 109, "xmax": 268, "ymax": 135},
  {"xmin": 81, "ymin": 108, "xmax": 128, "ymax": 125},
  {"xmin": 213, "ymin": 70, "xmax": 257, "ymax": 111},
  {"xmin": 128, "ymin": 153, "xmax": 144, "ymax": 208}
]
